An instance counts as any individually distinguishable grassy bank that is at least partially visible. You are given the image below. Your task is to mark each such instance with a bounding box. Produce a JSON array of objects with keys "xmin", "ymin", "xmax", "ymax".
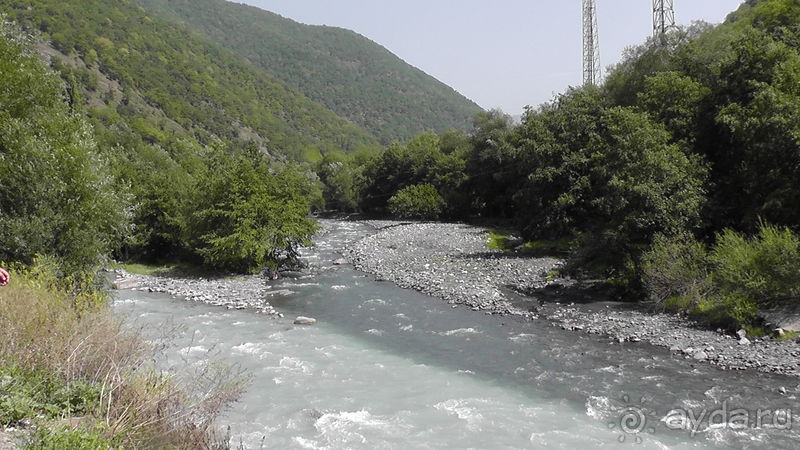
[{"xmin": 0, "ymin": 261, "xmax": 250, "ymax": 449}]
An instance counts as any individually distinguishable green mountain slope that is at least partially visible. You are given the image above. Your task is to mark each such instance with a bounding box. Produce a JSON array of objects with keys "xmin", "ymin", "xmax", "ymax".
[
  {"xmin": 2, "ymin": 0, "xmax": 378, "ymax": 161},
  {"xmin": 132, "ymin": 0, "xmax": 484, "ymax": 144}
]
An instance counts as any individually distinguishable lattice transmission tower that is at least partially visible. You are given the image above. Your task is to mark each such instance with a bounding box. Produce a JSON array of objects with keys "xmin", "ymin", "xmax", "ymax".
[
  {"xmin": 653, "ymin": 0, "xmax": 675, "ymax": 36},
  {"xmin": 582, "ymin": 0, "xmax": 601, "ymax": 86}
]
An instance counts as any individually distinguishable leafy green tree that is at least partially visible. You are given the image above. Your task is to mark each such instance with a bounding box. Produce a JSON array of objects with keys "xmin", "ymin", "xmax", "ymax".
[
  {"xmin": 708, "ymin": 28, "xmax": 800, "ymax": 231},
  {"xmin": 463, "ymin": 109, "xmax": 518, "ymax": 218},
  {"xmin": 189, "ymin": 149, "xmax": 319, "ymax": 272},
  {"xmin": 0, "ymin": 19, "xmax": 129, "ymax": 276},
  {"xmin": 388, "ymin": 184, "xmax": 445, "ymax": 220},
  {"xmin": 603, "ymin": 22, "xmax": 713, "ymax": 107},
  {"xmin": 359, "ymin": 132, "xmax": 466, "ymax": 215},
  {"xmin": 637, "ymin": 72, "xmax": 709, "ymax": 146},
  {"xmin": 513, "ymin": 88, "xmax": 707, "ymax": 273},
  {"xmin": 316, "ymin": 151, "xmax": 360, "ymax": 212}
]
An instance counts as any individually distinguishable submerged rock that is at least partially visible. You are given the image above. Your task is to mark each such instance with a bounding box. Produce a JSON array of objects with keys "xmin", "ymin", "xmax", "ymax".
[{"xmin": 264, "ymin": 289, "xmax": 296, "ymax": 297}]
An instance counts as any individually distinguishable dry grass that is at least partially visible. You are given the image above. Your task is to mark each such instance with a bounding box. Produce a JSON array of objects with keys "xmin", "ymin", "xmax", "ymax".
[{"xmin": 0, "ymin": 261, "xmax": 250, "ymax": 449}]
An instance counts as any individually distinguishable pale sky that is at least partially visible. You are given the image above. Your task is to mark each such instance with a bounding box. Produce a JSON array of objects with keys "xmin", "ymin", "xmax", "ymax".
[{"xmin": 238, "ymin": 1, "xmax": 745, "ymax": 115}]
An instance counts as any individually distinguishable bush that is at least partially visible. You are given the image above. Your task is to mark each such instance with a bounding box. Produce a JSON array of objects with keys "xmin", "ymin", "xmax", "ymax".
[
  {"xmin": 641, "ymin": 233, "xmax": 712, "ymax": 308},
  {"xmin": 641, "ymin": 223, "xmax": 800, "ymax": 329},
  {"xmin": 387, "ymin": 184, "xmax": 445, "ymax": 220},
  {"xmin": 22, "ymin": 425, "xmax": 123, "ymax": 450},
  {"xmin": 710, "ymin": 223, "xmax": 800, "ymax": 308}
]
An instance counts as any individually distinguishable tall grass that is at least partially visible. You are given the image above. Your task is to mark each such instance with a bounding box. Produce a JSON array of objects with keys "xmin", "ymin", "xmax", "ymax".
[{"xmin": 0, "ymin": 258, "xmax": 250, "ymax": 449}]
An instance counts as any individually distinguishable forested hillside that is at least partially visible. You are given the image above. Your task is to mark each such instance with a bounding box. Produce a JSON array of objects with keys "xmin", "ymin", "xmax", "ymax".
[
  {"xmin": 0, "ymin": 0, "xmax": 344, "ymax": 281},
  {"xmin": 132, "ymin": 0, "xmax": 483, "ymax": 145},
  {"xmin": 337, "ymin": 0, "xmax": 800, "ymax": 331},
  {"xmin": 1, "ymin": 0, "xmax": 378, "ymax": 161}
]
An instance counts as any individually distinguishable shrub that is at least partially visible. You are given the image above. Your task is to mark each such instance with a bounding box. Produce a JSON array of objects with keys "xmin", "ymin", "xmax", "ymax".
[
  {"xmin": 0, "ymin": 263, "xmax": 250, "ymax": 449},
  {"xmin": 22, "ymin": 425, "xmax": 123, "ymax": 450},
  {"xmin": 641, "ymin": 223, "xmax": 800, "ymax": 329},
  {"xmin": 641, "ymin": 233, "xmax": 712, "ymax": 308},
  {"xmin": 387, "ymin": 184, "xmax": 445, "ymax": 220},
  {"xmin": 710, "ymin": 223, "xmax": 800, "ymax": 308}
]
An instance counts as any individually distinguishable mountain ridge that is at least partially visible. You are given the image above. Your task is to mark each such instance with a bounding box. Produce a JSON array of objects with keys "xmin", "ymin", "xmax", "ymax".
[{"xmin": 132, "ymin": 0, "xmax": 484, "ymax": 144}]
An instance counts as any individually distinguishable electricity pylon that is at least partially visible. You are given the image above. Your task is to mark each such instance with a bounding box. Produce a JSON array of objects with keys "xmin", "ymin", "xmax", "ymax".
[
  {"xmin": 653, "ymin": 0, "xmax": 675, "ymax": 36},
  {"xmin": 582, "ymin": 0, "xmax": 601, "ymax": 86}
]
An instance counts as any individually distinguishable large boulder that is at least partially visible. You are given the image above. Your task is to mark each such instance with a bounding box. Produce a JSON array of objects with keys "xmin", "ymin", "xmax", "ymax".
[
  {"xmin": 112, "ymin": 278, "xmax": 139, "ymax": 290},
  {"xmin": 758, "ymin": 307, "xmax": 800, "ymax": 332}
]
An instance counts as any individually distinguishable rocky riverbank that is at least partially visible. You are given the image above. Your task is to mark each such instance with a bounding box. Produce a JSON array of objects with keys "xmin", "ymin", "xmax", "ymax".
[
  {"xmin": 343, "ymin": 220, "xmax": 800, "ymax": 378},
  {"xmin": 108, "ymin": 222, "xmax": 345, "ymax": 316}
]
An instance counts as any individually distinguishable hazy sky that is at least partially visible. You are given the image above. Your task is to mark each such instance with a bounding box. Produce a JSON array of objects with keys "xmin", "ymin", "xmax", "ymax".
[{"xmin": 238, "ymin": 1, "xmax": 745, "ymax": 115}]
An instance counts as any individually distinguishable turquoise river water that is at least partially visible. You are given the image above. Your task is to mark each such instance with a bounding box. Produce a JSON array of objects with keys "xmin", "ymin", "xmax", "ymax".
[{"xmin": 113, "ymin": 221, "xmax": 799, "ymax": 449}]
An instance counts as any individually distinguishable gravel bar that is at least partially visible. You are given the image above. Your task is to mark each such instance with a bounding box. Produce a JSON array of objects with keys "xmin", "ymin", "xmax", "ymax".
[{"xmin": 344, "ymin": 220, "xmax": 800, "ymax": 378}]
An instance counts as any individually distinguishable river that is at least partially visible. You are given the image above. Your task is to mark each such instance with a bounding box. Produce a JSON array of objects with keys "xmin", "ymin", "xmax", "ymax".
[{"xmin": 113, "ymin": 220, "xmax": 799, "ymax": 449}]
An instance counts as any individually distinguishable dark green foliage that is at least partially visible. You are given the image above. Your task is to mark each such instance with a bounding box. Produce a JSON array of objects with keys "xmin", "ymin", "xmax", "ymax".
[
  {"xmin": 315, "ymin": 151, "xmax": 361, "ymax": 212},
  {"xmin": 359, "ymin": 132, "xmax": 468, "ymax": 216},
  {"xmin": 0, "ymin": 20, "xmax": 129, "ymax": 276},
  {"xmin": 614, "ymin": 4, "xmax": 800, "ymax": 235},
  {"xmin": 189, "ymin": 150, "xmax": 320, "ymax": 273},
  {"xmin": 388, "ymin": 184, "xmax": 445, "ymax": 220},
  {"xmin": 132, "ymin": 0, "xmax": 482, "ymax": 145},
  {"xmin": 463, "ymin": 110, "xmax": 519, "ymax": 218},
  {"xmin": 512, "ymin": 88, "xmax": 707, "ymax": 274}
]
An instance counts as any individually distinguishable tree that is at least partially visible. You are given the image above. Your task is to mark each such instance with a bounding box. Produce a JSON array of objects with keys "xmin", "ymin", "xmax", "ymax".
[
  {"xmin": 189, "ymin": 149, "xmax": 319, "ymax": 272},
  {"xmin": 0, "ymin": 19, "xmax": 129, "ymax": 276},
  {"xmin": 463, "ymin": 109, "xmax": 517, "ymax": 218},
  {"xmin": 316, "ymin": 151, "xmax": 359, "ymax": 212},
  {"xmin": 359, "ymin": 132, "xmax": 465, "ymax": 215},
  {"xmin": 388, "ymin": 184, "xmax": 445, "ymax": 220},
  {"xmin": 513, "ymin": 88, "xmax": 708, "ymax": 273}
]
